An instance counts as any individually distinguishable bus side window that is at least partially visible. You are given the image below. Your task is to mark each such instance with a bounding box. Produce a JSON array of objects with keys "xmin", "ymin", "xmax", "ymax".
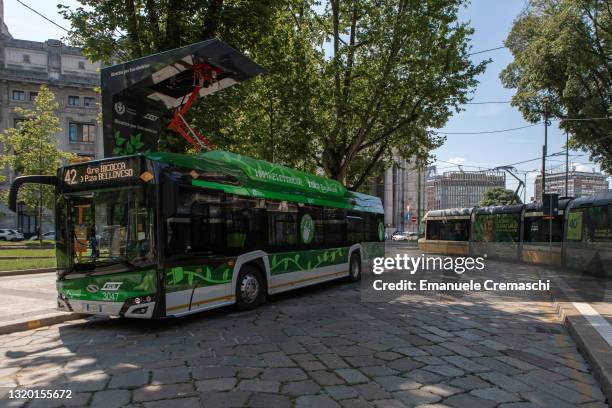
[
  {"xmin": 323, "ymin": 208, "xmax": 346, "ymax": 247},
  {"xmin": 226, "ymin": 195, "xmax": 260, "ymax": 252},
  {"xmin": 347, "ymin": 212, "xmax": 365, "ymax": 244},
  {"xmin": 365, "ymin": 213, "xmax": 380, "ymax": 242},
  {"xmin": 267, "ymin": 201, "xmax": 298, "ymax": 247},
  {"xmin": 166, "ymin": 189, "xmax": 225, "ymax": 257}
]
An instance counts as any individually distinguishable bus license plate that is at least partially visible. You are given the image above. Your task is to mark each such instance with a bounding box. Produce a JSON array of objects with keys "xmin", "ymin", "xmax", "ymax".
[{"xmin": 84, "ymin": 304, "xmax": 102, "ymax": 313}]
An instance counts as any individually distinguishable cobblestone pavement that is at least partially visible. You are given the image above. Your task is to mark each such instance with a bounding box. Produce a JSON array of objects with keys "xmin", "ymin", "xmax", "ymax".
[{"xmin": 0, "ymin": 267, "xmax": 607, "ymax": 407}]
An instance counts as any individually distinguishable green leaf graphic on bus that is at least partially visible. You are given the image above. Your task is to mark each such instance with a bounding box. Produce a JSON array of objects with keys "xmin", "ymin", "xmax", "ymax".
[
  {"xmin": 165, "ymin": 264, "xmax": 233, "ymax": 291},
  {"xmin": 269, "ymin": 248, "xmax": 348, "ymax": 275},
  {"xmin": 113, "ymin": 131, "xmax": 150, "ymax": 156}
]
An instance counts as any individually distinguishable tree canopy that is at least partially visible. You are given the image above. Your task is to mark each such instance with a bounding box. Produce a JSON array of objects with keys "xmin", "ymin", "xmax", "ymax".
[
  {"xmin": 61, "ymin": 0, "xmax": 487, "ymax": 189},
  {"xmin": 480, "ymin": 187, "xmax": 522, "ymax": 206},
  {"xmin": 0, "ymin": 86, "xmax": 75, "ymax": 240},
  {"xmin": 500, "ymin": 0, "xmax": 611, "ymax": 174}
]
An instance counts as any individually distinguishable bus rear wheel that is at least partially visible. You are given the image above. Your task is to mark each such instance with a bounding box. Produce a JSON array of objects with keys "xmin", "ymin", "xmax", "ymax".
[
  {"xmin": 235, "ymin": 265, "xmax": 266, "ymax": 310},
  {"xmin": 348, "ymin": 252, "xmax": 361, "ymax": 282}
]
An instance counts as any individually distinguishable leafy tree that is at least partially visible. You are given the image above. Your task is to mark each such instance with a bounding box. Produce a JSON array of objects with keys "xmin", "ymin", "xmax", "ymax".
[
  {"xmin": 480, "ymin": 187, "xmax": 522, "ymax": 206},
  {"xmin": 0, "ymin": 86, "xmax": 75, "ymax": 243},
  {"xmin": 500, "ymin": 0, "xmax": 611, "ymax": 174},
  {"xmin": 61, "ymin": 0, "xmax": 487, "ymax": 189},
  {"xmin": 58, "ymin": 0, "xmax": 281, "ymax": 64}
]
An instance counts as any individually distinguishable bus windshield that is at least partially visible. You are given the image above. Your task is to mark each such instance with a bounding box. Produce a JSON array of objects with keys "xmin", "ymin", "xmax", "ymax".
[{"xmin": 65, "ymin": 186, "xmax": 153, "ymax": 271}]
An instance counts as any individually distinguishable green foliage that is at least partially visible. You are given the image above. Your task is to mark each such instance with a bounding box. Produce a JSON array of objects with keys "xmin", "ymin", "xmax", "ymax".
[
  {"xmin": 480, "ymin": 187, "xmax": 522, "ymax": 206},
  {"xmin": 501, "ymin": 0, "xmax": 611, "ymax": 173},
  {"xmin": 61, "ymin": 0, "xmax": 486, "ymax": 188},
  {"xmin": 0, "ymin": 86, "xmax": 75, "ymax": 212}
]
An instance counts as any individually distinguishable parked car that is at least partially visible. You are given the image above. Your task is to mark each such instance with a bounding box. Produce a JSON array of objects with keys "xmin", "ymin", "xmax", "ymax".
[
  {"xmin": 391, "ymin": 231, "xmax": 409, "ymax": 241},
  {"xmin": 392, "ymin": 231, "xmax": 418, "ymax": 241},
  {"xmin": 29, "ymin": 231, "xmax": 55, "ymax": 241},
  {"xmin": 0, "ymin": 229, "xmax": 25, "ymax": 241}
]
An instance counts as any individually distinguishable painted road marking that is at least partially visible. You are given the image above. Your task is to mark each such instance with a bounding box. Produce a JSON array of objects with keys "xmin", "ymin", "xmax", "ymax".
[{"xmin": 572, "ymin": 302, "xmax": 612, "ymax": 348}]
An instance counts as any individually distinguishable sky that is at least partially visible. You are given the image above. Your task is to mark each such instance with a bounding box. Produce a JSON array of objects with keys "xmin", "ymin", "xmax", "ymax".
[{"xmin": 4, "ymin": 0, "xmax": 610, "ymax": 201}]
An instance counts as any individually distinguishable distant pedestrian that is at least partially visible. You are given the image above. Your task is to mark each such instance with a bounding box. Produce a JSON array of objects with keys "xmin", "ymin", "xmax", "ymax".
[{"xmin": 89, "ymin": 226, "xmax": 99, "ymax": 259}]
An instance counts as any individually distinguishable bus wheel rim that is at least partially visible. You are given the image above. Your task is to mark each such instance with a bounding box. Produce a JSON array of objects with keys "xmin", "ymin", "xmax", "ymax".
[{"xmin": 241, "ymin": 274, "xmax": 259, "ymax": 303}]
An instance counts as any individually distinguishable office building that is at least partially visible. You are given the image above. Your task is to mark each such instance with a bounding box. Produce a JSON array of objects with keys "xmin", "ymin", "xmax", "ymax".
[{"xmin": 425, "ymin": 170, "xmax": 506, "ymax": 211}]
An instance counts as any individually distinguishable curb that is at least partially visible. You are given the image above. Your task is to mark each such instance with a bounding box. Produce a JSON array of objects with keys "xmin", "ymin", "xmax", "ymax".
[
  {"xmin": 0, "ymin": 313, "xmax": 86, "ymax": 335},
  {"xmin": 549, "ymin": 284, "xmax": 612, "ymax": 404},
  {"xmin": 0, "ymin": 268, "xmax": 55, "ymax": 277}
]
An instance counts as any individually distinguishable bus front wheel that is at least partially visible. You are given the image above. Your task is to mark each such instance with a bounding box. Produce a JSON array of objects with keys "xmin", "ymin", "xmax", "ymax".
[
  {"xmin": 235, "ymin": 265, "xmax": 266, "ymax": 310},
  {"xmin": 348, "ymin": 252, "xmax": 361, "ymax": 282}
]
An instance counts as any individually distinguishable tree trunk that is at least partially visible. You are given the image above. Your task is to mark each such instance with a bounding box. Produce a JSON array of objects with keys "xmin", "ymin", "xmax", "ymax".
[
  {"xmin": 125, "ymin": 0, "xmax": 143, "ymax": 57},
  {"xmin": 202, "ymin": 0, "xmax": 224, "ymax": 39},
  {"xmin": 38, "ymin": 187, "xmax": 43, "ymax": 247}
]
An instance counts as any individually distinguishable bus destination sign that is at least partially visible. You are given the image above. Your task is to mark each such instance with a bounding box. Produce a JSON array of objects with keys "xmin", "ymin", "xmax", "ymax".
[{"xmin": 63, "ymin": 158, "xmax": 140, "ymax": 187}]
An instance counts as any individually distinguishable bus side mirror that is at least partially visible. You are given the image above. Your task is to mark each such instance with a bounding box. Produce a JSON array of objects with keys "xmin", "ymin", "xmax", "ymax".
[{"xmin": 9, "ymin": 175, "xmax": 57, "ymax": 212}]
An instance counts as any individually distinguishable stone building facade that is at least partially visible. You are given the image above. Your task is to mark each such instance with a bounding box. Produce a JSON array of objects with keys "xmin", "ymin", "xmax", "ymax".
[{"xmin": 0, "ymin": 3, "xmax": 101, "ymax": 232}]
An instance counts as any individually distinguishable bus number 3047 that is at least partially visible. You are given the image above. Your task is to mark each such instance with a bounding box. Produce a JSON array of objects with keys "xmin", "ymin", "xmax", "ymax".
[{"xmin": 102, "ymin": 292, "xmax": 119, "ymax": 301}]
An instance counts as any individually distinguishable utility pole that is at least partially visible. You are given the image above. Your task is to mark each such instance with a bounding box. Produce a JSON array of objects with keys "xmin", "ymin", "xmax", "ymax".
[
  {"xmin": 565, "ymin": 131, "xmax": 569, "ymax": 197},
  {"xmin": 417, "ymin": 164, "xmax": 422, "ymax": 235},
  {"xmin": 541, "ymin": 97, "xmax": 549, "ymax": 202}
]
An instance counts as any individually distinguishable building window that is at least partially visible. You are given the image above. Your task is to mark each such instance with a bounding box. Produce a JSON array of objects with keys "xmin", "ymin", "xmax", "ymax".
[
  {"xmin": 69, "ymin": 123, "xmax": 95, "ymax": 143},
  {"xmin": 78, "ymin": 61, "xmax": 86, "ymax": 70},
  {"xmin": 68, "ymin": 95, "xmax": 80, "ymax": 106},
  {"xmin": 13, "ymin": 118, "xmax": 24, "ymax": 128},
  {"xmin": 84, "ymin": 97, "xmax": 96, "ymax": 107},
  {"xmin": 22, "ymin": 54, "xmax": 30, "ymax": 63},
  {"xmin": 12, "ymin": 90, "xmax": 25, "ymax": 101},
  {"xmin": 29, "ymin": 91, "xmax": 38, "ymax": 101}
]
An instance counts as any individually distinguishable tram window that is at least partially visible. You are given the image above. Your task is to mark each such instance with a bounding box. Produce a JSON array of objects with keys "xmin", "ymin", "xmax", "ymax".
[
  {"xmin": 324, "ymin": 208, "xmax": 346, "ymax": 246},
  {"xmin": 426, "ymin": 220, "xmax": 469, "ymax": 241},
  {"xmin": 524, "ymin": 217, "xmax": 563, "ymax": 242},
  {"xmin": 474, "ymin": 214, "xmax": 520, "ymax": 242},
  {"xmin": 426, "ymin": 221, "xmax": 440, "ymax": 240},
  {"xmin": 268, "ymin": 201, "xmax": 298, "ymax": 247},
  {"xmin": 585, "ymin": 205, "xmax": 612, "ymax": 242}
]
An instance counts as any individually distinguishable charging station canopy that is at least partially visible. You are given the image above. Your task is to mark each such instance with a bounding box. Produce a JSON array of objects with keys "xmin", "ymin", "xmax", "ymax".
[{"xmin": 101, "ymin": 39, "xmax": 265, "ymax": 157}]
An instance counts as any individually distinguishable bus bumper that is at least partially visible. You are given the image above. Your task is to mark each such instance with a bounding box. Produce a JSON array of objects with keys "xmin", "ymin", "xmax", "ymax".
[{"xmin": 58, "ymin": 296, "xmax": 156, "ymax": 319}]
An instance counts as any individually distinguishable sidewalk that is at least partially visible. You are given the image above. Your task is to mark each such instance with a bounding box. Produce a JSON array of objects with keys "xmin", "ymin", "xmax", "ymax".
[
  {"xmin": 0, "ymin": 272, "xmax": 83, "ymax": 334},
  {"xmin": 542, "ymin": 267, "xmax": 612, "ymax": 404}
]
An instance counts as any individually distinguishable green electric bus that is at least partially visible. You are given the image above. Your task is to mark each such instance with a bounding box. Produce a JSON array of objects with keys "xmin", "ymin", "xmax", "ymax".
[{"xmin": 10, "ymin": 150, "xmax": 384, "ymax": 318}]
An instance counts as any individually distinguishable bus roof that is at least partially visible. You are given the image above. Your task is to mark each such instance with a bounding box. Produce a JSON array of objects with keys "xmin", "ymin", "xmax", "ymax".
[{"xmin": 145, "ymin": 150, "xmax": 384, "ymax": 214}]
